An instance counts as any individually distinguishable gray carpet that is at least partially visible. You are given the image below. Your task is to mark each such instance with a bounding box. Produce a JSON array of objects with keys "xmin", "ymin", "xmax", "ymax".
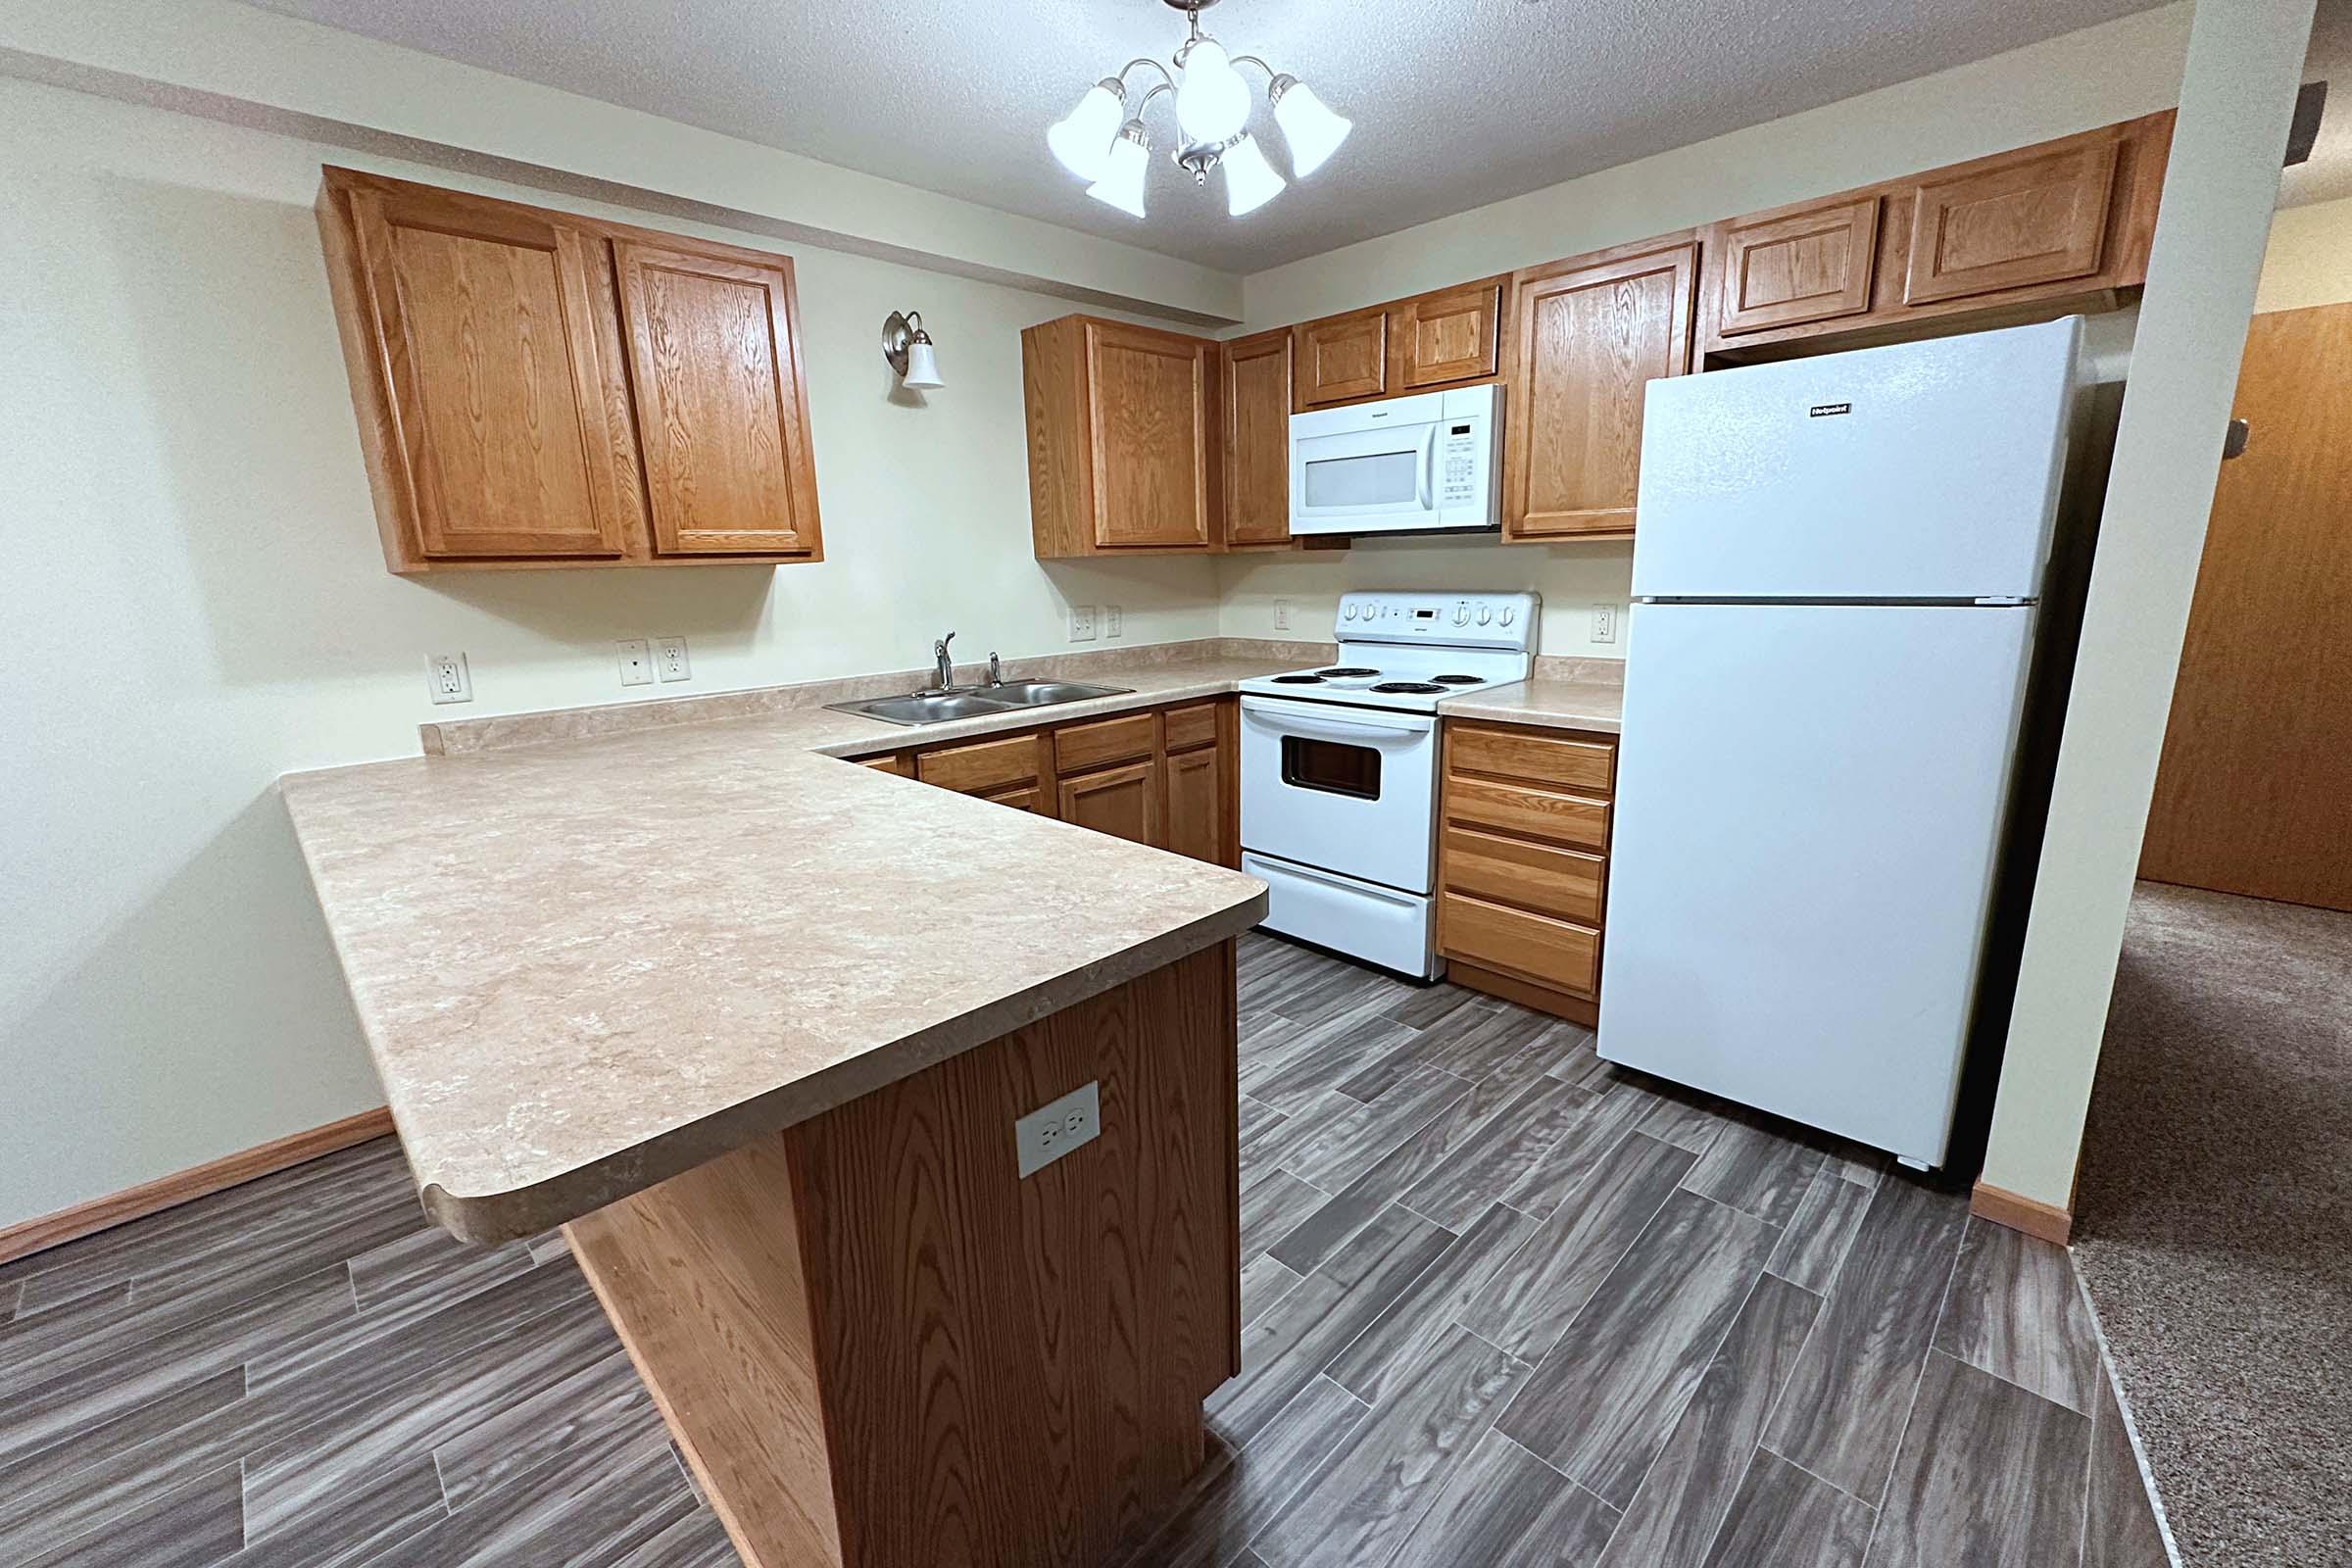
[{"xmin": 2072, "ymin": 882, "xmax": 2352, "ymax": 1568}]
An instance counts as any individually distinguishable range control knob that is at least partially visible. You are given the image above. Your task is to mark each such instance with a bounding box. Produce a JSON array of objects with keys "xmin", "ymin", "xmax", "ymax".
[
  {"xmin": 1452, "ymin": 602, "xmax": 1470, "ymax": 626},
  {"xmin": 1477, "ymin": 606, "xmax": 1493, "ymax": 625},
  {"xmin": 1344, "ymin": 604, "xmax": 1358, "ymax": 620},
  {"xmin": 1499, "ymin": 606, "xmax": 1516, "ymax": 627}
]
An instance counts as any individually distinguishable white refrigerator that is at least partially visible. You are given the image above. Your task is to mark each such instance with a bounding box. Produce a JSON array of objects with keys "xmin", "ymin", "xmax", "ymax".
[{"xmin": 1595, "ymin": 317, "xmax": 2084, "ymax": 1170}]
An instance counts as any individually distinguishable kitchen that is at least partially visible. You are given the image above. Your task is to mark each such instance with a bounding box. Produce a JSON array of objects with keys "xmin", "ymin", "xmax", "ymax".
[{"xmin": 0, "ymin": 2, "xmax": 2328, "ymax": 1567}]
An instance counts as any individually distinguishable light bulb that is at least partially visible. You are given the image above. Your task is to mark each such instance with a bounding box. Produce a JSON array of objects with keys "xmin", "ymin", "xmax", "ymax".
[
  {"xmin": 1222, "ymin": 134, "xmax": 1285, "ymax": 217},
  {"xmin": 1086, "ymin": 123, "xmax": 1150, "ymax": 218},
  {"xmin": 1175, "ymin": 38, "xmax": 1251, "ymax": 145},
  {"xmin": 902, "ymin": 339, "xmax": 943, "ymax": 390},
  {"xmin": 1273, "ymin": 77, "xmax": 1350, "ymax": 178},
  {"xmin": 1048, "ymin": 81, "xmax": 1124, "ymax": 181}
]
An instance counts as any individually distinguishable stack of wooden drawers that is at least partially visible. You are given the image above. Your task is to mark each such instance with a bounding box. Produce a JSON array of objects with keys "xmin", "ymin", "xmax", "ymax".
[{"xmin": 1436, "ymin": 719, "xmax": 1618, "ymax": 1024}]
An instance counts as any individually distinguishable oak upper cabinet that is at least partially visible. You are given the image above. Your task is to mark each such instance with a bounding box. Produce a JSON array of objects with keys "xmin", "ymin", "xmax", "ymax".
[
  {"xmin": 1700, "ymin": 112, "xmax": 2172, "ymax": 358},
  {"xmin": 317, "ymin": 167, "xmax": 823, "ymax": 573},
  {"xmin": 1291, "ymin": 276, "xmax": 1510, "ymax": 412},
  {"xmin": 1221, "ymin": 329, "xmax": 1294, "ymax": 549},
  {"xmin": 612, "ymin": 239, "xmax": 821, "ymax": 559},
  {"xmin": 1024, "ymin": 315, "xmax": 1220, "ymax": 557},
  {"xmin": 1502, "ymin": 234, "xmax": 1698, "ymax": 541}
]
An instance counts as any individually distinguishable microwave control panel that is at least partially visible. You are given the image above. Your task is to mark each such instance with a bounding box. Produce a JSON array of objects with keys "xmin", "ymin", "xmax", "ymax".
[{"xmin": 1440, "ymin": 422, "xmax": 1483, "ymax": 507}]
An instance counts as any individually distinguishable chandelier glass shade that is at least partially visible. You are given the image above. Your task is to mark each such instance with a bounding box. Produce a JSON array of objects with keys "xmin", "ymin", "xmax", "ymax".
[{"xmin": 1047, "ymin": 0, "xmax": 1351, "ymax": 220}]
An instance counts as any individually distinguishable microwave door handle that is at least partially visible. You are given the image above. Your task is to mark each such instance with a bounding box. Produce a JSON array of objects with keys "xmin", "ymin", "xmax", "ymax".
[{"xmin": 1416, "ymin": 423, "xmax": 1437, "ymax": 510}]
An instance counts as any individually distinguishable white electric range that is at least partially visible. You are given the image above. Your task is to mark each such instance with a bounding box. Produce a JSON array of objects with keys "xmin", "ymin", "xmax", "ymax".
[{"xmin": 1239, "ymin": 591, "xmax": 1541, "ymax": 979}]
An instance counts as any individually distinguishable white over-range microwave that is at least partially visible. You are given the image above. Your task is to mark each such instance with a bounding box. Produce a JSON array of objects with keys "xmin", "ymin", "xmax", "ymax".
[{"xmin": 1288, "ymin": 383, "xmax": 1501, "ymax": 537}]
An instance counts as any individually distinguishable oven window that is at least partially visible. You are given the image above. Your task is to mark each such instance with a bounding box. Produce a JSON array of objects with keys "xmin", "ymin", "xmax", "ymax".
[
  {"xmin": 1302, "ymin": 449, "xmax": 1420, "ymax": 510},
  {"xmin": 1281, "ymin": 736, "xmax": 1382, "ymax": 800}
]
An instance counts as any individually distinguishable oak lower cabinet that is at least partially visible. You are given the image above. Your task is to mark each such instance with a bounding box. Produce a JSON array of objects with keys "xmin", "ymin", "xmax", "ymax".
[
  {"xmin": 1437, "ymin": 720, "xmax": 1619, "ymax": 1024},
  {"xmin": 1503, "ymin": 234, "xmax": 1699, "ymax": 542},
  {"xmin": 1023, "ymin": 316, "xmax": 1221, "ymax": 557},
  {"xmin": 1700, "ymin": 111, "xmax": 2172, "ymax": 359},
  {"xmin": 885, "ymin": 698, "xmax": 1238, "ymax": 868},
  {"xmin": 317, "ymin": 168, "xmax": 821, "ymax": 573}
]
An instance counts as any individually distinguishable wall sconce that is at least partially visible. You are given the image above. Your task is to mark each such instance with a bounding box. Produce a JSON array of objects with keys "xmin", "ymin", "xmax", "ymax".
[{"xmin": 882, "ymin": 310, "xmax": 944, "ymax": 390}]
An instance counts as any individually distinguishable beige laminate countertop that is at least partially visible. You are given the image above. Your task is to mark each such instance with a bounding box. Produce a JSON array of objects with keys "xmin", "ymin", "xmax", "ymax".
[{"xmin": 278, "ymin": 647, "xmax": 1622, "ymax": 1244}]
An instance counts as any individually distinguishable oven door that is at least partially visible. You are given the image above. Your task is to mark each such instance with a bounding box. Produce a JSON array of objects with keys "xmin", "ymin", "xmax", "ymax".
[
  {"xmin": 1288, "ymin": 419, "xmax": 1440, "ymax": 534},
  {"xmin": 1240, "ymin": 697, "xmax": 1440, "ymax": 894}
]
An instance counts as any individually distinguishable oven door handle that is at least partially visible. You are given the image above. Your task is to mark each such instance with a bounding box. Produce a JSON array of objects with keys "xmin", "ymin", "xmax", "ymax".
[
  {"xmin": 1248, "ymin": 855, "xmax": 1423, "ymax": 908},
  {"xmin": 1242, "ymin": 701, "xmax": 1433, "ymax": 743}
]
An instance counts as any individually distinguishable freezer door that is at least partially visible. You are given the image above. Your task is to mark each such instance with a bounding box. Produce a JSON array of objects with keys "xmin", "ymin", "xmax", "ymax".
[
  {"xmin": 1595, "ymin": 603, "xmax": 2037, "ymax": 1166},
  {"xmin": 1633, "ymin": 317, "xmax": 2081, "ymax": 601}
]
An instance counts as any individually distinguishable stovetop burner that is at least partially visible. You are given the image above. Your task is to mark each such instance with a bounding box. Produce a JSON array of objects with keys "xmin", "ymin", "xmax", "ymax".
[
  {"xmin": 1272, "ymin": 673, "xmax": 1326, "ymax": 685},
  {"xmin": 1315, "ymin": 666, "xmax": 1382, "ymax": 678},
  {"xmin": 1370, "ymin": 681, "xmax": 1446, "ymax": 695},
  {"xmin": 1431, "ymin": 674, "xmax": 1485, "ymax": 685}
]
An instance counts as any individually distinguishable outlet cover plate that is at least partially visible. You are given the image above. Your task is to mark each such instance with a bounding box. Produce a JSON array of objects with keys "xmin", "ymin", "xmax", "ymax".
[
  {"xmin": 428, "ymin": 653, "xmax": 472, "ymax": 705},
  {"xmin": 1014, "ymin": 1080, "xmax": 1101, "ymax": 1178},
  {"xmin": 655, "ymin": 637, "xmax": 691, "ymax": 682},
  {"xmin": 1069, "ymin": 605, "xmax": 1098, "ymax": 643}
]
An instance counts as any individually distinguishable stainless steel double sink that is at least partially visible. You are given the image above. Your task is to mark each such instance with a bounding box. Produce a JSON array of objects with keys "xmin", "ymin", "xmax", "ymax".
[{"xmin": 827, "ymin": 679, "xmax": 1133, "ymax": 727}]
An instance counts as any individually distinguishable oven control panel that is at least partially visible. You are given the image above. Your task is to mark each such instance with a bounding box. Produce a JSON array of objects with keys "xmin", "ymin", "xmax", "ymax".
[{"xmin": 1335, "ymin": 591, "xmax": 1540, "ymax": 650}]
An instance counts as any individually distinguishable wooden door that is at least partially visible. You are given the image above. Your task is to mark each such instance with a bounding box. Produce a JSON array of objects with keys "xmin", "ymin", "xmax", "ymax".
[
  {"xmin": 1715, "ymin": 196, "xmax": 1880, "ymax": 336},
  {"xmin": 1163, "ymin": 745, "xmax": 1224, "ymax": 864},
  {"xmin": 1903, "ymin": 128, "xmax": 2119, "ymax": 305},
  {"xmin": 1058, "ymin": 760, "xmax": 1161, "ymax": 847},
  {"xmin": 1505, "ymin": 237, "xmax": 1697, "ymax": 540},
  {"xmin": 1401, "ymin": 280, "xmax": 1504, "ymax": 388},
  {"xmin": 2140, "ymin": 304, "xmax": 2352, "ymax": 912},
  {"xmin": 344, "ymin": 185, "xmax": 637, "ymax": 560},
  {"xmin": 1221, "ymin": 330, "xmax": 1293, "ymax": 547},
  {"xmin": 613, "ymin": 238, "xmax": 821, "ymax": 558},
  {"xmin": 1084, "ymin": 322, "xmax": 1215, "ymax": 548},
  {"xmin": 1293, "ymin": 308, "xmax": 1389, "ymax": 408}
]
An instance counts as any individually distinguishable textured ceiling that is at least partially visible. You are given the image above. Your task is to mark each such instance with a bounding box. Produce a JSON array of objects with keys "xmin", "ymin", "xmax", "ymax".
[
  {"xmin": 245, "ymin": 0, "xmax": 2165, "ymax": 272},
  {"xmin": 2282, "ymin": 0, "xmax": 2352, "ymax": 208}
]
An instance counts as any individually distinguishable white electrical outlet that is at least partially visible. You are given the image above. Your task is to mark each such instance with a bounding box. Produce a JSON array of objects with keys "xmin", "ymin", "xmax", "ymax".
[
  {"xmin": 427, "ymin": 653, "xmax": 472, "ymax": 705},
  {"xmin": 1104, "ymin": 605, "xmax": 1123, "ymax": 639},
  {"xmin": 1069, "ymin": 605, "xmax": 1098, "ymax": 642},
  {"xmin": 1273, "ymin": 598, "xmax": 1293, "ymax": 631},
  {"xmin": 655, "ymin": 637, "xmax": 691, "ymax": 682},
  {"xmin": 616, "ymin": 639, "xmax": 655, "ymax": 686},
  {"xmin": 1014, "ymin": 1080, "xmax": 1101, "ymax": 1178},
  {"xmin": 1591, "ymin": 603, "xmax": 1619, "ymax": 644}
]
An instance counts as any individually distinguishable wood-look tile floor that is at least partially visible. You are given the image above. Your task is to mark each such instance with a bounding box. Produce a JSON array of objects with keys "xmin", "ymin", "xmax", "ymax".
[{"xmin": 0, "ymin": 931, "xmax": 2170, "ymax": 1567}]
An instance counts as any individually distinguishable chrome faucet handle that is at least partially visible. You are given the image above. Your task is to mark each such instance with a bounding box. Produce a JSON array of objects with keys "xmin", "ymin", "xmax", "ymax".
[
  {"xmin": 988, "ymin": 652, "xmax": 1004, "ymax": 686},
  {"xmin": 932, "ymin": 631, "xmax": 957, "ymax": 691}
]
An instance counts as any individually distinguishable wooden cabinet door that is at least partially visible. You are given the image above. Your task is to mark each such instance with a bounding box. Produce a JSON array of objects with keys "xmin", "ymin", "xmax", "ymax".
[
  {"xmin": 1401, "ymin": 279, "xmax": 1504, "ymax": 388},
  {"xmin": 1057, "ymin": 760, "xmax": 1161, "ymax": 847},
  {"xmin": 1293, "ymin": 308, "xmax": 1389, "ymax": 408},
  {"xmin": 1222, "ymin": 329, "xmax": 1293, "ymax": 547},
  {"xmin": 1505, "ymin": 238, "xmax": 1696, "ymax": 540},
  {"xmin": 1083, "ymin": 321, "xmax": 1215, "ymax": 548},
  {"xmin": 613, "ymin": 239, "xmax": 821, "ymax": 558},
  {"xmin": 1715, "ymin": 196, "xmax": 1880, "ymax": 336},
  {"xmin": 1163, "ymin": 745, "xmax": 1224, "ymax": 864},
  {"xmin": 344, "ymin": 185, "xmax": 637, "ymax": 560},
  {"xmin": 1902, "ymin": 129, "xmax": 2120, "ymax": 305}
]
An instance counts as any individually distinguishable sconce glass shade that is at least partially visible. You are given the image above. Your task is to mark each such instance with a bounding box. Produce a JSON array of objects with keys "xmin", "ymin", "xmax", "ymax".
[
  {"xmin": 1273, "ymin": 78, "xmax": 1350, "ymax": 177},
  {"xmin": 1222, "ymin": 133, "xmax": 1285, "ymax": 217},
  {"xmin": 1175, "ymin": 38, "xmax": 1250, "ymax": 144},
  {"xmin": 1048, "ymin": 82, "xmax": 1124, "ymax": 181},
  {"xmin": 1086, "ymin": 123, "xmax": 1152, "ymax": 218},
  {"xmin": 902, "ymin": 339, "xmax": 943, "ymax": 389}
]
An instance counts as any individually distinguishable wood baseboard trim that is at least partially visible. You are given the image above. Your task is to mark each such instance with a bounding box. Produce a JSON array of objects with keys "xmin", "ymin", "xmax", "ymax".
[
  {"xmin": 1971, "ymin": 1180, "xmax": 2074, "ymax": 1245},
  {"xmin": 1446, "ymin": 960, "xmax": 1600, "ymax": 1027},
  {"xmin": 0, "ymin": 1106, "xmax": 397, "ymax": 1267}
]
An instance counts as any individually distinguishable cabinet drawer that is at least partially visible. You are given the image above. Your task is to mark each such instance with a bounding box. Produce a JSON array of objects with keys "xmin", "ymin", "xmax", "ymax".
[
  {"xmin": 1444, "ymin": 776, "xmax": 1610, "ymax": 851},
  {"xmin": 1163, "ymin": 702, "xmax": 1220, "ymax": 753},
  {"xmin": 1441, "ymin": 893, "xmax": 1599, "ymax": 997},
  {"xmin": 1448, "ymin": 725, "xmax": 1614, "ymax": 795},
  {"xmin": 980, "ymin": 784, "xmax": 1045, "ymax": 813},
  {"xmin": 916, "ymin": 733, "xmax": 1042, "ymax": 795},
  {"xmin": 857, "ymin": 753, "xmax": 911, "ymax": 776},
  {"xmin": 1443, "ymin": 828, "xmax": 1604, "ymax": 926},
  {"xmin": 1054, "ymin": 712, "xmax": 1156, "ymax": 773}
]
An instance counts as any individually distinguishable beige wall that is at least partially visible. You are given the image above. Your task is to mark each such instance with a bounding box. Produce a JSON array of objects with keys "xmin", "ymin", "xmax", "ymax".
[
  {"xmin": 2254, "ymin": 193, "xmax": 2352, "ymax": 312},
  {"xmin": 1982, "ymin": 0, "xmax": 2317, "ymax": 1210},
  {"xmin": 1214, "ymin": 5, "xmax": 2194, "ymax": 654},
  {"xmin": 0, "ymin": 75, "xmax": 1223, "ymax": 1231}
]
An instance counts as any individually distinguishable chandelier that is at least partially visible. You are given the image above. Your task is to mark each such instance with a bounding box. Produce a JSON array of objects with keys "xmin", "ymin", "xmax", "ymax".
[{"xmin": 1047, "ymin": 0, "xmax": 1351, "ymax": 220}]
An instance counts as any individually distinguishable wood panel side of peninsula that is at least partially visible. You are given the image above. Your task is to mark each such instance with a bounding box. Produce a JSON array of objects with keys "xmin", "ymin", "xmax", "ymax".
[{"xmin": 564, "ymin": 942, "xmax": 1241, "ymax": 1568}]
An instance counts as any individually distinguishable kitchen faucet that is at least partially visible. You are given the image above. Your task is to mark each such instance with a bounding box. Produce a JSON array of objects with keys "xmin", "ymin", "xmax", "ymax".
[{"xmin": 932, "ymin": 631, "xmax": 956, "ymax": 692}]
